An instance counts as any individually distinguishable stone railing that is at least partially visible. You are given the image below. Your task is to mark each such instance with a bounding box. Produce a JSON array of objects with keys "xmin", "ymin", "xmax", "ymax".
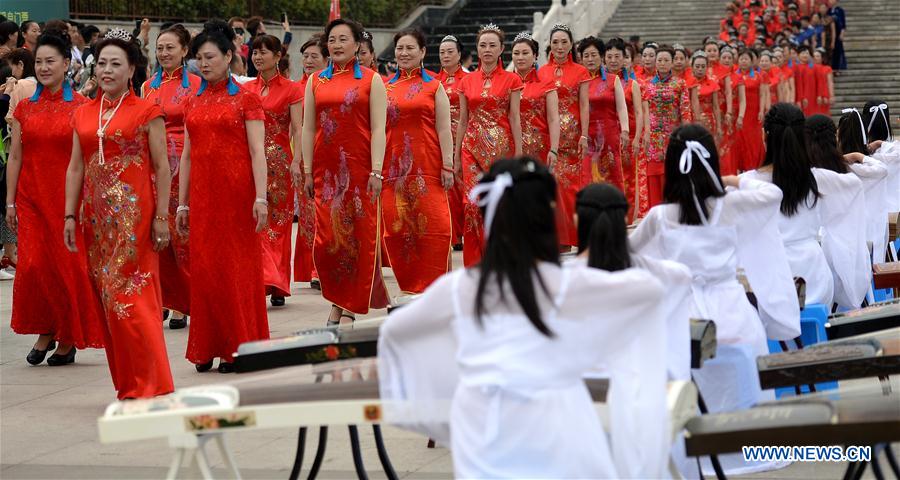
[{"xmin": 532, "ymin": 0, "xmax": 623, "ymax": 62}]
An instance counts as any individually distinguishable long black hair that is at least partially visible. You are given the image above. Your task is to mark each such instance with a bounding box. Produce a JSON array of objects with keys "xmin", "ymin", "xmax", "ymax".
[
  {"xmin": 837, "ymin": 110, "xmax": 869, "ymax": 155},
  {"xmin": 805, "ymin": 114, "xmax": 849, "ymax": 174},
  {"xmin": 862, "ymin": 100, "xmax": 893, "ymax": 142},
  {"xmin": 473, "ymin": 157, "xmax": 559, "ymax": 337},
  {"xmin": 763, "ymin": 102, "xmax": 819, "ymax": 216},
  {"xmin": 663, "ymin": 123, "xmax": 726, "ymax": 225},
  {"xmin": 576, "ymin": 183, "xmax": 632, "ymax": 271}
]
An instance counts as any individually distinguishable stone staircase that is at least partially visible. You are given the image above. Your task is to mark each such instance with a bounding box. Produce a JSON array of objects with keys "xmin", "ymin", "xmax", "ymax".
[
  {"xmin": 598, "ymin": 0, "xmax": 723, "ymax": 48},
  {"xmin": 829, "ymin": 0, "xmax": 900, "ymax": 118},
  {"xmin": 422, "ymin": 0, "xmax": 552, "ymax": 70}
]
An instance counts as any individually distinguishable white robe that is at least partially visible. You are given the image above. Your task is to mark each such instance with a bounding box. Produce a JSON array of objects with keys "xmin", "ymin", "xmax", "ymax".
[
  {"xmin": 742, "ymin": 168, "xmax": 870, "ymax": 309},
  {"xmin": 871, "ymin": 140, "xmax": 900, "ymax": 213},
  {"xmin": 849, "ymin": 156, "xmax": 889, "ymax": 265},
  {"xmin": 629, "ymin": 177, "xmax": 799, "ymax": 476},
  {"xmin": 377, "ymin": 262, "xmax": 669, "ymax": 479}
]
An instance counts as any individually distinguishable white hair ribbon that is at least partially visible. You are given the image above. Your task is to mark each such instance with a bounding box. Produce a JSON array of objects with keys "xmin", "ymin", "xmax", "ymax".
[
  {"xmin": 842, "ymin": 107, "xmax": 867, "ymax": 145},
  {"xmin": 679, "ymin": 140, "xmax": 723, "ymax": 225},
  {"xmin": 867, "ymin": 103, "xmax": 891, "ymax": 141},
  {"xmin": 467, "ymin": 172, "xmax": 513, "ymax": 239}
]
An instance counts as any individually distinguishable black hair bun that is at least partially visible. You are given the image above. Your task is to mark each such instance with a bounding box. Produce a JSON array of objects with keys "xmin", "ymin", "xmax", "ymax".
[
  {"xmin": 39, "ymin": 28, "xmax": 72, "ymax": 48},
  {"xmin": 202, "ymin": 19, "xmax": 235, "ymax": 42}
]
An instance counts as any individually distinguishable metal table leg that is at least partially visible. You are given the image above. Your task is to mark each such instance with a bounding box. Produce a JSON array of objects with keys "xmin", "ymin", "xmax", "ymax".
[
  {"xmin": 289, "ymin": 427, "xmax": 307, "ymax": 480},
  {"xmin": 372, "ymin": 425, "xmax": 398, "ymax": 480},
  {"xmin": 348, "ymin": 425, "xmax": 368, "ymax": 480},
  {"xmin": 307, "ymin": 426, "xmax": 328, "ymax": 480}
]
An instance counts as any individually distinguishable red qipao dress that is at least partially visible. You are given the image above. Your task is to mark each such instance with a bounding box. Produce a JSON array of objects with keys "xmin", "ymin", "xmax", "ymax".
[
  {"xmin": 183, "ymin": 79, "xmax": 269, "ymax": 364},
  {"xmin": 712, "ymin": 63, "xmax": 738, "ymax": 176},
  {"xmin": 310, "ymin": 61, "xmax": 389, "ymax": 314},
  {"xmin": 692, "ymin": 74, "xmax": 721, "ymax": 140},
  {"xmin": 641, "ymin": 73, "xmax": 691, "ymax": 215},
  {"xmin": 616, "ymin": 68, "xmax": 642, "ymax": 220},
  {"xmin": 141, "ymin": 66, "xmax": 201, "ymax": 314},
  {"xmin": 795, "ymin": 61, "xmax": 817, "ymax": 117},
  {"xmin": 245, "ymin": 74, "xmax": 302, "ymax": 297},
  {"xmin": 519, "ymin": 68, "xmax": 554, "ymax": 161},
  {"xmin": 585, "ymin": 68, "xmax": 625, "ymax": 191},
  {"xmin": 539, "ymin": 58, "xmax": 590, "ymax": 245},
  {"xmin": 293, "ymin": 74, "xmax": 317, "ymax": 283},
  {"xmin": 458, "ymin": 66, "xmax": 523, "ymax": 266},
  {"xmin": 73, "ymin": 91, "xmax": 173, "ymax": 399},
  {"xmin": 383, "ymin": 68, "xmax": 452, "ymax": 293},
  {"xmin": 437, "ymin": 67, "xmax": 467, "ymax": 245},
  {"xmin": 766, "ymin": 66, "xmax": 782, "ymax": 104},
  {"xmin": 734, "ymin": 68, "xmax": 768, "ymax": 172},
  {"xmin": 813, "ymin": 63, "xmax": 832, "ymax": 116},
  {"xmin": 10, "ymin": 85, "xmax": 104, "ymax": 348}
]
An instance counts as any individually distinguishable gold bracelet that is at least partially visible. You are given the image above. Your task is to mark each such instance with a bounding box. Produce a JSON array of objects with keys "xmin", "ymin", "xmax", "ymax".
[{"xmin": 154, "ymin": 215, "xmax": 168, "ymax": 222}]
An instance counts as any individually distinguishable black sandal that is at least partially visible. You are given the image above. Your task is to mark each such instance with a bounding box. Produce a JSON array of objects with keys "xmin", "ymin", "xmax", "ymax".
[{"xmin": 326, "ymin": 304, "xmax": 341, "ymax": 327}]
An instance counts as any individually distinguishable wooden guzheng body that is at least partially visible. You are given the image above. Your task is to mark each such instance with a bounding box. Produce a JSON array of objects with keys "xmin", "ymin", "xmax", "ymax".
[
  {"xmin": 757, "ymin": 326, "xmax": 900, "ymax": 390},
  {"xmin": 826, "ymin": 298, "xmax": 900, "ymax": 339}
]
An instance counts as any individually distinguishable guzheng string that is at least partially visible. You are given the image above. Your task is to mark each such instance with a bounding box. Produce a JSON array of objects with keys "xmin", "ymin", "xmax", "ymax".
[{"xmin": 468, "ymin": 172, "xmax": 513, "ymax": 238}]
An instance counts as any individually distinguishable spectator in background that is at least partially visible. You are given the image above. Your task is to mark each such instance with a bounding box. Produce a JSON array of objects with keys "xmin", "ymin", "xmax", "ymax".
[
  {"xmin": 0, "ymin": 21, "xmax": 19, "ymax": 58},
  {"xmin": 228, "ymin": 17, "xmax": 248, "ymax": 59},
  {"xmin": 19, "ymin": 21, "xmax": 40, "ymax": 51},
  {"xmin": 3, "ymin": 48, "xmax": 37, "ymax": 118},
  {"xmin": 460, "ymin": 50, "xmax": 474, "ymax": 71},
  {"xmin": 245, "ymin": 16, "xmax": 266, "ymax": 77},
  {"xmin": 68, "ymin": 21, "xmax": 86, "ymax": 80},
  {"xmin": 828, "ymin": 0, "xmax": 846, "ymax": 72},
  {"xmin": 79, "ymin": 24, "xmax": 100, "ymax": 62}
]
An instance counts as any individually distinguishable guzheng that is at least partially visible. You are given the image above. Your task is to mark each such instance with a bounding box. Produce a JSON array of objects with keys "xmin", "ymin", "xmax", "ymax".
[
  {"xmin": 684, "ymin": 391, "xmax": 900, "ymax": 457},
  {"xmin": 232, "ymin": 318, "xmax": 384, "ymax": 373},
  {"xmin": 97, "ymin": 358, "xmax": 698, "ymax": 479},
  {"xmin": 889, "ymin": 212, "xmax": 898, "ymax": 241},
  {"xmin": 757, "ymin": 326, "xmax": 900, "ymax": 390},
  {"xmin": 826, "ymin": 298, "xmax": 900, "ymax": 339},
  {"xmin": 872, "ymin": 261, "xmax": 900, "ymax": 290}
]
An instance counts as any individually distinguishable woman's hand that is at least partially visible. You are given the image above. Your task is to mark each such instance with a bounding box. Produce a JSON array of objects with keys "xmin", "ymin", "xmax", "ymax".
[
  {"xmin": 176, "ymin": 210, "xmax": 189, "ymax": 236},
  {"xmin": 630, "ymin": 136, "xmax": 640, "ymax": 161},
  {"xmin": 290, "ymin": 161, "xmax": 303, "ymax": 189},
  {"xmin": 367, "ymin": 175, "xmax": 383, "ymax": 202},
  {"xmin": 721, "ymin": 175, "xmax": 740, "ymax": 188},
  {"xmin": 440, "ymin": 169, "xmax": 454, "ymax": 190},
  {"xmin": 758, "ymin": 110, "xmax": 764, "ymax": 122},
  {"xmin": 578, "ymin": 135, "xmax": 589, "ymax": 156},
  {"xmin": 642, "ymin": 131, "xmax": 650, "ymax": 151},
  {"xmin": 868, "ymin": 140, "xmax": 883, "ymax": 153},
  {"xmin": 303, "ymin": 174, "xmax": 314, "ymax": 198},
  {"xmin": 253, "ymin": 201, "xmax": 268, "ymax": 232},
  {"xmin": 4, "ymin": 206, "xmax": 16, "ymax": 232},
  {"xmin": 63, "ymin": 218, "xmax": 78, "ymax": 252},
  {"xmin": 619, "ymin": 130, "xmax": 630, "ymax": 154},
  {"xmin": 843, "ymin": 152, "xmax": 865, "ymax": 163},
  {"xmin": 152, "ymin": 217, "xmax": 170, "ymax": 252},
  {"xmin": 546, "ymin": 150, "xmax": 558, "ymax": 172}
]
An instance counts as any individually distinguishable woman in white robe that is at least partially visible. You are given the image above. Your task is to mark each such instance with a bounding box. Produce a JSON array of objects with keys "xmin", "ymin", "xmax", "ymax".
[
  {"xmin": 743, "ymin": 103, "xmax": 869, "ymax": 310},
  {"xmin": 863, "ymin": 101, "xmax": 900, "ymax": 215},
  {"xmin": 629, "ymin": 123, "xmax": 800, "ymax": 476},
  {"xmin": 378, "ymin": 157, "xmax": 670, "ymax": 479}
]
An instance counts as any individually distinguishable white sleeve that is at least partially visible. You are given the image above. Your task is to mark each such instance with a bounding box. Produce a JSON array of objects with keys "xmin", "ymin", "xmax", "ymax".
[
  {"xmin": 729, "ymin": 177, "xmax": 802, "ymax": 340},
  {"xmin": 628, "ymin": 207, "xmax": 664, "ymax": 257},
  {"xmin": 816, "ymin": 169, "xmax": 871, "ymax": 309},
  {"xmin": 849, "ymin": 157, "xmax": 890, "ymax": 264},
  {"xmin": 377, "ymin": 271, "xmax": 459, "ymax": 445},
  {"xmin": 872, "ymin": 142, "xmax": 900, "ymax": 212}
]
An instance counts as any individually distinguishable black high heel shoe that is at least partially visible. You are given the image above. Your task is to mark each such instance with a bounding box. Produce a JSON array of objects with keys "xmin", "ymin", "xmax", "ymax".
[
  {"xmin": 169, "ymin": 315, "xmax": 187, "ymax": 329},
  {"xmin": 195, "ymin": 360, "xmax": 214, "ymax": 372},
  {"xmin": 270, "ymin": 295, "xmax": 285, "ymax": 307},
  {"xmin": 47, "ymin": 347, "xmax": 76, "ymax": 366},
  {"xmin": 25, "ymin": 339, "xmax": 57, "ymax": 366},
  {"xmin": 217, "ymin": 361, "xmax": 235, "ymax": 373}
]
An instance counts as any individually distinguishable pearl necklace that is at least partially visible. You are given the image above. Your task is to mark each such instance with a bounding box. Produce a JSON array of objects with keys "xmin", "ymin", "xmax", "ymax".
[{"xmin": 97, "ymin": 91, "xmax": 129, "ymax": 165}]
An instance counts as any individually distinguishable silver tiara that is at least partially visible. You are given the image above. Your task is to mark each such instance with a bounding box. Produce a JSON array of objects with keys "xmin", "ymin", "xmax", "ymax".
[
  {"xmin": 551, "ymin": 23, "xmax": 570, "ymax": 32},
  {"xmin": 672, "ymin": 43, "xmax": 685, "ymax": 51},
  {"xmin": 104, "ymin": 27, "xmax": 132, "ymax": 42},
  {"xmin": 691, "ymin": 50, "xmax": 708, "ymax": 59},
  {"xmin": 480, "ymin": 23, "xmax": 501, "ymax": 33},
  {"xmin": 441, "ymin": 35, "xmax": 459, "ymax": 43},
  {"xmin": 362, "ymin": 31, "xmax": 372, "ymax": 40},
  {"xmin": 513, "ymin": 32, "xmax": 533, "ymax": 42}
]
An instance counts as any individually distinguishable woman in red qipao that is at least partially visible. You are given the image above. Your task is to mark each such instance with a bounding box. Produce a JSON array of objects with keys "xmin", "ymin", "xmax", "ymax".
[
  {"xmin": 539, "ymin": 24, "xmax": 590, "ymax": 247},
  {"xmin": 141, "ymin": 24, "xmax": 201, "ymax": 329},
  {"xmin": 580, "ymin": 37, "xmax": 629, "ymax": 192},
  {"xmin": 774, "ymin": 49, "xmax": 796, "ymax": 104},
  {"xmin": 716, "ymin": 47, "xmax": 747, "ymax": 176},
  {"xmin": 760, "ymin": 50, "xmax": 782, "ymax": 105},
  {"xmin": 300, "ymin": 19, "xmax": 390, "ymax": 324},
  {"xmin": 734, "ymin": 48, "xmax": 770, "ymax": 172},
  {"xmin": 672, "ymin": 44, "xmax": 694, "ymax": 84},
  {"xmin": 812, "ymin": 48, "xmax": 833, "ymax": 117},
  {"xmin": 455, "ymin": 25, "xmax": 523, "ymax": 266},
  {"xmin": 291, "ymin": 35, "xmax": 327, "ymax": 290},
  {"xmin": 635, "ymin": 43, "xmax": 658, "ymax": 82},
  {"xmin": 64, "ymin": 31, "xmax": 174, "ymax": 398},
  {"xmin": 511, "ymin": 33, "xmax": 559, "ymax": 165},
  {"xmin": 689, "ymin": 52, "xmax": 723, "ymax": 149},
  {"xmin": 437, "ymin": 35, "xmax": 468, "ymax": 249},
  {"xmin": 640, "ymin": 45, "xmax": 691, "ymax": 215},
  {"xmin": 247, "ymin": 34, "xmax": 302, "ymax": 307},
  {"xmin": 382, "ymin": 29, "xmax": 454, "ymax": 293},
  {"xmin": 176, "ymin": 21, "xmax": 269, "ymax": 373},
  {"xmin": 794, "ymin": 46, "xmax": 818, "ymax": 116},
  {"xmin": 609, "ymin": 40, "xmax": 644, "ymax": 221},
  {"xmin": 5, "ymin": 32, "xmax": 104, "ymax": 366}
]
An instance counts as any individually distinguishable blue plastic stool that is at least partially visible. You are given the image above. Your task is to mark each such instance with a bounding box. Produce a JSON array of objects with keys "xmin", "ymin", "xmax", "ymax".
[{"xmin": 767, "ymin": 303, "xmax": 838, "ymax": 398}]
